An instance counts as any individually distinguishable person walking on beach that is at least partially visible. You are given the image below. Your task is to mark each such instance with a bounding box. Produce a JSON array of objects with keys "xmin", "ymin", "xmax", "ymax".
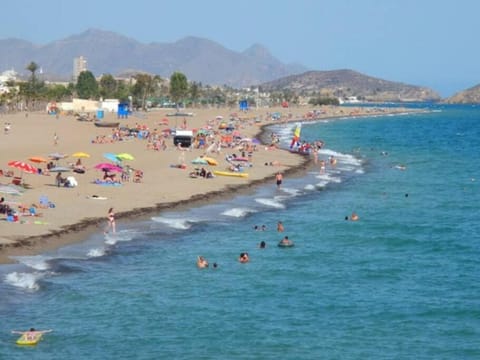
[
  {"xmin": 275, "ymin": 172, "xmax": 283, "ymax": 189},
  {"xmin": 105, "ymin": 207, "xmax": 116, "ymax": 234}
]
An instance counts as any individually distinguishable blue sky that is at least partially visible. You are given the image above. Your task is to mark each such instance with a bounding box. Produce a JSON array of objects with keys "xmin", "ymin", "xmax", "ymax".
[{"xmin": 1, "ymin": 0, "xmax": 478, "ymax": 97}]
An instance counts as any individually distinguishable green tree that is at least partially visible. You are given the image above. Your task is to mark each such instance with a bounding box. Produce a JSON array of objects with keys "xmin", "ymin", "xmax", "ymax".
[
  {"xmin": 131, "ymin": 73, "xmax": 161, "ymax": 110},
  {"xmin": 45, "ymin": 84, "xmax": 72, "ymax": 102},
  {"xmin": 24, "ymin": 61, "xmax": 45, "ymax": 108},
  {"xmin": 169, "ymin": 72, "xmax": 189, "ymax": 105},
  {"xmin": 76, "ymin": 71, "xmax": 98, "ymax": 99},
  {"xmin": 26, "ymin": 61, "xmax": 39, "ymax": 89},
  {"xmin": 114, "ymin": 81, "xmax": 131, "ymax": 103},
  {"xmin": 99, "ymin": 74, "xmax": 118, "ymax": 99},
  {"xmin": 189, "ymin": 81, "xmax": 201, "ymax": 107}
]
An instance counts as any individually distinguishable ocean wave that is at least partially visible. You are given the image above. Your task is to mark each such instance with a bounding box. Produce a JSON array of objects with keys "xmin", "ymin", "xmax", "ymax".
[
  {"xmin": 10, "ymin": 255, "xmax": 52, "ymax": 271},
  {"xmin": 221, "ymin": 207, "xmax": 257, "ymax": 218},
  {"xmin": 104, "ymin": 229, "xmax": 137, "ymax": 245},
  {"xmin": 316, "ymin": 180, "xmax": 329, "ymax": 188},
  {"xmin": 87, "ymin": 248, "xmax": 107, "ymax": 258},
  {"xmin": 279, "ymin": 187, "xmax": 302, "ymax": 197},
  {"xmin": 316, "ymin": 173, "xmax": 342, "ymax": 184},
  {"xmin": 5, "ymin": 271, "xmax": 43, "ymax": 291},
  {"xmin": 255, "ymin": 198, "xmax": 286, "ymax": 209},
  {"xmin": 304, "ymin": 184, "xmax": 316, "ymax": 191},
  {"xmin": 151, "ymin": 216, "xmax": 194, "ymax": 230}
]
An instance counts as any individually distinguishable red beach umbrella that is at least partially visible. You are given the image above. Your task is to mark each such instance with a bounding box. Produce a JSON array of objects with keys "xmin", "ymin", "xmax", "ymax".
[{"xmin": 8, "ymin": 160, "xmax": 38, "ymax": 175}]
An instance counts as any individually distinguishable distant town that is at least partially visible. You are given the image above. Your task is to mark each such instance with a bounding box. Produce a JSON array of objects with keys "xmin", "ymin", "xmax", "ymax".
[{"xmin": 0, "ymin": 55, "xmax": 344, "ymax": 116}]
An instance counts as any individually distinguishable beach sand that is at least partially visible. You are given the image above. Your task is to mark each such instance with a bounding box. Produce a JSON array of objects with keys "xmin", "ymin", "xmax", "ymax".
[{"xmin": 0, "ymin": 105, "xmax": 408, "ymax": 263}]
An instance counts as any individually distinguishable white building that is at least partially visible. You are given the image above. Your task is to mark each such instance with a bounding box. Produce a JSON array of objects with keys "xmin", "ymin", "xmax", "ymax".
[
  {"xmin": 0, "ymin": 69, "xmax": 18, "ymax": 94},
  {"xmin": 73, "ymin": 56, "xmax": 87, "ymax": 82}
]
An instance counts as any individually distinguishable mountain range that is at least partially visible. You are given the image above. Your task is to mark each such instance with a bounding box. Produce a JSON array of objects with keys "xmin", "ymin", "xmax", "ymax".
[
  {"xmin": 260, "ymin": 70, "xmax": 441, "ymax": 102},
  {"xmin": 0, "ymin": 28, "xmax": 453, "ymax": 102},
  {"xmin": 443, "ymin": 85, "xmax": 480, "ymax": 104},
  {"xmin": 0, "ymin": 28, "xmax": 306, "ymax": 88}
]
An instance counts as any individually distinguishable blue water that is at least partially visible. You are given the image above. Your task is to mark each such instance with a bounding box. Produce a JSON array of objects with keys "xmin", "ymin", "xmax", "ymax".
[{"xmin": 1, "ymin": 104, "xmax": 479, "ymax": 359}]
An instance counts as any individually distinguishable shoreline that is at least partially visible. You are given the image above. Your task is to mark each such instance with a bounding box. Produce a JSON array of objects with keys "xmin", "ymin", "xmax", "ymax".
[{"xmin": 0, "ymin": 105, "xmax": 420, "ymax": 264}]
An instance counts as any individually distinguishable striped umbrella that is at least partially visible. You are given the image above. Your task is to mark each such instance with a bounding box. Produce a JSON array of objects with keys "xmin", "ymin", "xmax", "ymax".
[{"xmin": 8, "ymin": 160, "xmax": 38, "ymax": 175}]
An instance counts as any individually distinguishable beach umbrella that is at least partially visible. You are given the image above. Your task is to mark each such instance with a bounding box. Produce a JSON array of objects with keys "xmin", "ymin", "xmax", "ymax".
[
  {"xmin": 103, "ymin": 153, "xmax": 120, "ymax": 163},
  {"xmin": 116, "ymin": 153, "xmax": 134, "ymax": 161},
  {"xmin": 191, "ymin": 157, "xmax": 209, "ymax": 165},
  {"xmin": 71, "ymin": 152, "xmax": 90, "ymax": 158},
  {"xmin": 94, "ymin": 163, "xmax": 123, "ymax": 172},
  {"xmin": 196, "ymin": 129, "xmax": 209, "ymax": 135},
  {"xmin": 0, "ymin": 184, "xmax": 22, "ymax": 196},
  {"xmin": 29, "ymin": 156, "xmax": 49, "ymax": 163},
  {"xmin": 49, "ymin": 166, "xmax": 71, "ymax": 173},
  {"xmin": 48, "ymin": 152, "xmax": 68, "ymax": 160},
  {"xmin": 8, "ymin": 160, "xmax": 38, "ymax": 175}
]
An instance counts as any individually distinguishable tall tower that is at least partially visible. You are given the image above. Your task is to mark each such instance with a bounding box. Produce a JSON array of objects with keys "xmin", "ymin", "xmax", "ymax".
[{"xmin": 73, "ymin": 56, "xmax": 87, "ymax": 82}]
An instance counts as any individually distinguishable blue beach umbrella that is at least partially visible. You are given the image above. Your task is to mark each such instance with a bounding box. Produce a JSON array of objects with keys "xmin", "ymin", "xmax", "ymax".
[{"xmin": 103, "ymin": 153, "xmax": 120, "ymax": 163}]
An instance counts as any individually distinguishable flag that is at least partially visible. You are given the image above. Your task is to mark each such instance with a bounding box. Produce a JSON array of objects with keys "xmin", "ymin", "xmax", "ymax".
[{"xmin": 290, "ymin": 123, "xmax": 301, "ymax": 148}]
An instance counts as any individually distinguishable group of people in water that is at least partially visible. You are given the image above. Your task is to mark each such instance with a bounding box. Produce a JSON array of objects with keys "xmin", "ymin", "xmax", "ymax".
[{"xmin": 196, "ymin": 220, "xmax": 293, "ymax": 269}]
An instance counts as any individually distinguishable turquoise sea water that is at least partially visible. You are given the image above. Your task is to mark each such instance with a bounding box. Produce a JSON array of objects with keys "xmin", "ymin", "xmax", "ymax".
[{"xmin": 1, "ymin": 104, "xmax": 479, "ymax": 359}]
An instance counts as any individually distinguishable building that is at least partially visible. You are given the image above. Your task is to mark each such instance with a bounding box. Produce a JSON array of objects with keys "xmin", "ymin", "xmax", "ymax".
[
  {"xmin": 0, "ymin": 69, "xmax": 18, "ymax": 94},
  {"xmin": 73, "ymin": 56, "xmax": 87, "ymax": 82}
]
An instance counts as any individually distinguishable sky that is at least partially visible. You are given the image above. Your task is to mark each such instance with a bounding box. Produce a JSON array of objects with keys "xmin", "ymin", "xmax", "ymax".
[{"xmin": 1, "ymin": 0, "xmax": 479, "ymax": 97}]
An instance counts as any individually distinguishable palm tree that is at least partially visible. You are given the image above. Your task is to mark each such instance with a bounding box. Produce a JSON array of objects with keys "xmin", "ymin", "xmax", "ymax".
[{"xmin": 25, "ymin": 61, "xmax": 39, "ymax": 109}]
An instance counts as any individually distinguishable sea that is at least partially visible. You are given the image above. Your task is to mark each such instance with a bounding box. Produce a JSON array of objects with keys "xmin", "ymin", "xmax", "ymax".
[{"xmin": 0, "ymin": 104, "xmax": 479, "ymax": 359}]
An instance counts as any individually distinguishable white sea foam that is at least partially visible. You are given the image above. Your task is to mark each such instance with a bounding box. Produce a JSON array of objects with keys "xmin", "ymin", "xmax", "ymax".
[
  {"xmin": 337, "ymin": 165, "xmax": 356, "ymax": 172},
  {"xmin": 316, "ymin": 180, "xmax": 329, "ymax": 188},
  {"xmin": 280, "ymin": 187, "xmax": 302, "ymax": 197},
  {"xmin": 151, "ymin": 216, "xmax": 193, "ymax": 230},
  {"xmin": 304, "ymin": 184, "xmax": 316, "ymax": 191},
  {"xmin": 318, "ymin": 148, "xmax": 342, "ymax": 157},
  {"xmin": 104, "ymin": 234, "xmax": 117, "ymax": 245},
  {"xmin": 11, "ymin": 255, "xmax": 51, "ymax": 271},
  {"xmin": 5, "ymin": 272, "xmax": 42, "ymax": 291},
  {"xmin": 104, "ymin": 229, "xmax": 136, "ymax": 245},
  {"xmin": 222, "ymin": 207, "xmax": 256, "ymax": 218},
  {"xmin": 87, "ymin": 248, "xmax": 106, "ymax": 258},
  {"xmin": 255, "ymin": 198, "xmax": 285, "ymax": 209},
  {"xmin": 316, "ymin": 173, "xmax": 342, "ymax": 184}
]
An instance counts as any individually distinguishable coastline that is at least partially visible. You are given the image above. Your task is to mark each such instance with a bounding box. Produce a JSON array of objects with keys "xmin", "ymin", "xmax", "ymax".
[{"xmin": 0, "ymin": 105, "xmax": 417, "ymax": 264}]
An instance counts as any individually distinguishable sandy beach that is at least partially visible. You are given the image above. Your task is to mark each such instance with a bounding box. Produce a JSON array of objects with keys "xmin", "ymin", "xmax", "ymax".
[{"xmin": 0, "ymin": 104, "xmax": 410, "ymax": 263}]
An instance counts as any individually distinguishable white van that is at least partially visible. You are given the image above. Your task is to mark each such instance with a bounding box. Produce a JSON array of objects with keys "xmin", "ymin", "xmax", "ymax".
[{"xmin": 173, "ymin": 130, "xmax": 193, "ymax": 148}]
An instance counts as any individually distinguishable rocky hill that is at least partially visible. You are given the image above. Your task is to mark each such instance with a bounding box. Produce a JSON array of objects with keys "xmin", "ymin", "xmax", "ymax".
[
  {"xmin": 259, "ymin": 69, "xmax": 441, "ymax": 102},
  {"xmin": 0, "ymin": 29, "xmax": 306, "ymax": 88},
  {"xmin": 443, "ymin": 84, "xmax": 480, "ymax": 103}
]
